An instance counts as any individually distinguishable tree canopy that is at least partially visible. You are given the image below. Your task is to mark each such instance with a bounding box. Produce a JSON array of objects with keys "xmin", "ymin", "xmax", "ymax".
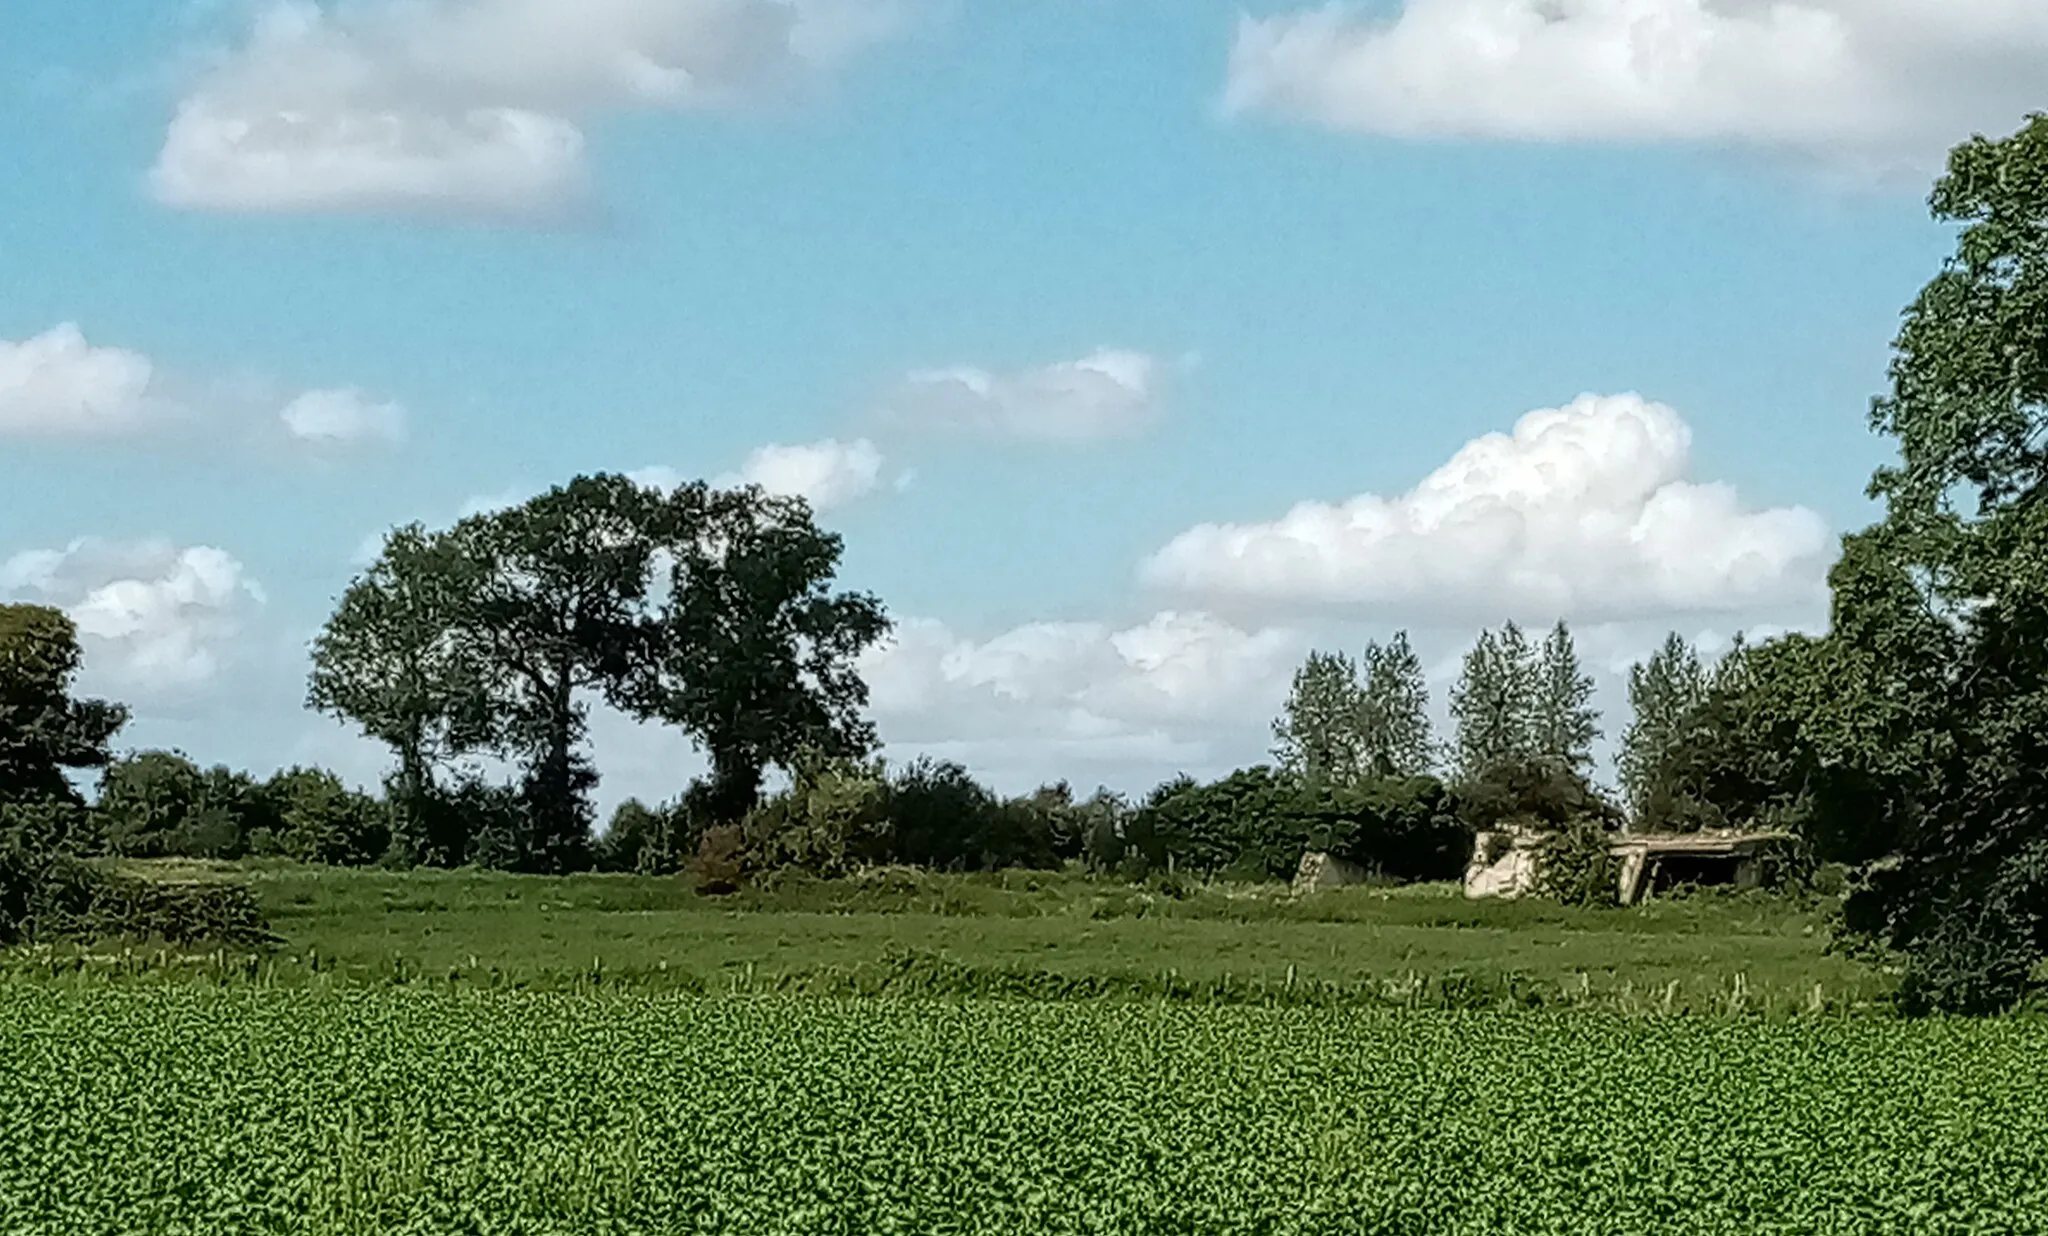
[
  {"xmin": 0, "ymin": 605, "xmax": 127, "ymax": 807},
  {"xmin": 309, "ymin": 473, "xmax": 889, "ymax": 871}
]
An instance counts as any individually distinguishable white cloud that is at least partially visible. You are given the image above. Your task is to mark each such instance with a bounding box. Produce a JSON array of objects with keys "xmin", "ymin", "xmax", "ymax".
[
  {"xmin": 154, "ymin": 0, "xmax": 909, "ymax": 219},
  {"xmin": 1142, "ymin": 392, "xmax": 1832, "ymax": 625},
  {"xmin": 280, "ymin": 387, "xmax": 407, "ymax": 445},
  {"xmin": 0, "ymin": 539, "xmax": 265, "ymax": 692},
  {"xmin": 1226, "ymin": 0, "xmax": 2048, "ymax": 178},
  {"xmin": 716, "ymin": 437, "xmax": 884, "ymax": 511},
  {"xmin": 859, "ymin": 610, "xmax": 1303, "ymax": 788},
  {"xmin": 890, "ymin": 348, "xmax": 1168, "ymax": 443},
  {"xmin": 0, "ymin": 324, "xmax": 160, "ymax": 437}
]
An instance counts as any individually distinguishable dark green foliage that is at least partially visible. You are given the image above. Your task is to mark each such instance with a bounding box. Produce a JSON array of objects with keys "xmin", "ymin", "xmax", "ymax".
[
  {"xmin": 309, "ymin": 525, "xmax": 500, "ymax": 861},
  {"xmin": 624, "ymin": 483, "xmax": 891, "ymax": 823},
  {"xmin": 884, "ymin": 757, "xmax": 1059, "ymax": 873},
  {"xmin": 0, "ymin": 605, "xmax": 127, "ymax": 807},
  {"xmin": 25, "ymin": 870, "xmax": 275, "ymax": 947},
  {"xmin": 1453, "ymin": 759, "xmax": 1622, "ymax": 838},
  {"xmin": 1, "ymin": 833, "xmax": 273, "ymax": 949},
  {"xmin": 0, "ymin": 800, "xmax": 102, "ymax": 857},
  {"xmin": 599, "ymin": 793, "xmax": 712, "ymax": 875},
  {"xmin": 258, "ymin": 768, "xmax": 390, "ymax": 866},
  {"xmin": 1534, "ymin": 819, "xmax": 1621, "ymax": 907},
  {"xmin": 1746, "ymin": 116, "xmax": 2048, "ymax": 1011},
  {"xmin": 1308, "ymin": 776, "xmax": 1470, "ymax": 884},
  {"xmin": 314, "ymin": 474, "xmax": 890, "ymax": 871},
  {"xmin": 1126, "ymin": 766, "xmax": 1305, "ymax": 880},
  {"xmin": 1619, "ymin": 633, "xmax": 1710, "ymax": 823},
  {"xmin": 742, "ymin": 754, "xmax": 894, "ymax": 878},
  {"xmin": 1122, "ymin": 768, "xmax": 1467, "ymax": 884},
  {"xmin": 96, "ymin": 752, "xmax": 271, "ymax": 860}
]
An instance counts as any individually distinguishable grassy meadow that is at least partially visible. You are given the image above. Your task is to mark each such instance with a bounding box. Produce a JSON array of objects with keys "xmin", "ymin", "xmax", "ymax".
[{"xmin": 10, "ymin": 860, "xmax": 1892, "ymax": 1015}]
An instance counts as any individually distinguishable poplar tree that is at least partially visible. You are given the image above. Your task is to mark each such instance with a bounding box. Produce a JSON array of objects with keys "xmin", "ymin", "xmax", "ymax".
[
  {"xmin": 1617, "ymin": 632, "xmax": 1708, "ymax": 822},
  {"xmin": 1532, "ymin": 621, "xmax": 1600, "ymax": 774},
  {"xmin": 1272, "ymin": 651, "xmax": 1365, "ymax": 782},
  {"xmin": 1450, "ymin": 622, "xmax": 1538, "ymax": 780},
  {"xmin": 1358, "ymin": 631, "xmax": 1435, "ymax": 777}
]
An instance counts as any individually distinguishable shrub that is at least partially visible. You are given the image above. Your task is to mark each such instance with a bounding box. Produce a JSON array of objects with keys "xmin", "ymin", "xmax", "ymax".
[
  {"xmin": 262, "ymin": 768, "xmax": 390, "ymax": 866},
  {"xmin": 1533, "ymin": 818, "xmax": 1621, "ymax": 907},
  {"xmin": 599, "ymin": 798, "xmax": 697, "ymax": 874},
  {"xmin": 0, "ymin": 800, "xmax": 102, "ymax": 857},
  {"xmin": 98, "ymin": 752, "xmax": 269, "ymax": 861},
  {"xmin": 687, "ymin": 825, "xmax": 747, "ymax": 895},
  {"xmin": 744, "ymin": 753, "xmax": 892, "ymax": 878},
  {"xmin": 1454, "ymin": 760, "xmax": 1623, "ymax": 837},
  {"xmin": 1308, "ymin": 776, "xmax": 1469, "ymax": 883},
  {"xmin": 885, "ymin": 758, "xmax": 1057, "ymax": 873},
  {"xmin": 1126, "ymin": 767, "xmax": 1307, "ymax": 880}
]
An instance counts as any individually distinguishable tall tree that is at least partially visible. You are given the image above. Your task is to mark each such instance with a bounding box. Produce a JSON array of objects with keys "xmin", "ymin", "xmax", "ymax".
[
  {"xmin": 309, "ymin": 524, "xmax": 499, "ymax": 865},
  {"xmin": 623, "ymin": 483, "xmax": 890, "ymax": 822},
  {"xmin": 452, "ymin": 474, "xmax": 666, "ymax": 872},
  {"xmin": 1617, "ymin": 632, "xmax": 1708, "ymax": 823},
  {"xmin": 1272, "ymin": 651, "xmax": 1366, "ymax": 783},
  {"xmin": 1811, "ymin": 114, "xmax": 2048, "ymax": 1011},
  {"xmin": 0, "ymin": 605, "xmax": 127, "ymax": 807},
  {"xmin": 1532, "ymin": 621, "xmax": 1599, "ymax": 775},
  {"xmin": 1358, "ymin": 631, "xmax": 1435, "ymax": 777},
  {"xmin": 1450, "ymin": 622, "xmax": 1537, "ymax": 781}
]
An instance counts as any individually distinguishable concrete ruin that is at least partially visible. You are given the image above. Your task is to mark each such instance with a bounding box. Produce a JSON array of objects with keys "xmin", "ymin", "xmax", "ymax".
[
  {"xmin": 1292, "ymin": 851, "xmax": 1372, "ymax": 896},
  {"xmin": 1463, "ymin": 828, "xmax": 1793, "ymax": 904}
]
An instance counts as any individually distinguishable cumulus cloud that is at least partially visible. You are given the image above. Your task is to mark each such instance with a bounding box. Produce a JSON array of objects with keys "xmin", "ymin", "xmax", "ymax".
[
  {"xmin": 280, "ymin": 387, "xmax": 407, "ymax": 446},
  {"xmin": 0, "ymin": 539, "xmax": 264, "ymax": 692},
  {"xmin": 889, "ymin": 348, "xmax": 1169, "ymax": 443},
  {"xmin": 154, "ymin": 0, "xmax": 910, "ymax": 219},
  {"xmin": 1142, "ymin": 392, "xmax": 1832, "ymax": 624},
  {"xmin": 715, "ymin": 437, "xmax": 884, "ymax": 511},
  {"xmin": 0, "ymin": 324, "xmax": 160, "ymax": 437},
  {"xmin": 1226, "ymin": 0, "xmax": 2048, "ymax": 177},
  {"xmin": 859, "ymin": 610, "xmax": 1302, "ymax": 785}
]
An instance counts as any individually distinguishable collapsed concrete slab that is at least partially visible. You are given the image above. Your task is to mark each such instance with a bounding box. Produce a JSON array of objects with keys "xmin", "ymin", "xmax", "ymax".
[{"xmin": 1463, "ymin": 828, "xmax": 1795, "ymax": 903}]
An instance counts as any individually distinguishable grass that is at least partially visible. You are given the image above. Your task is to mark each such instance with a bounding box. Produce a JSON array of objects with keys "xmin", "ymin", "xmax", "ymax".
[{"xmin": 44, "ymin": 860, "xmax": 1894, "ymax": 1014}]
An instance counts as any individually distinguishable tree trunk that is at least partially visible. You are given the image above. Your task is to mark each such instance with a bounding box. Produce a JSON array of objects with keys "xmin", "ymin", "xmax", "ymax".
[{"xmin": 705, "ymin": 748, "xmax": 763, "ymax": 824}]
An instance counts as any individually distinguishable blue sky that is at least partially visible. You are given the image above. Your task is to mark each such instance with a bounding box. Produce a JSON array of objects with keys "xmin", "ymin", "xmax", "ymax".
[{"xmin": 2, "ymin": 0, "xmax": 2037, "ymax": 810}]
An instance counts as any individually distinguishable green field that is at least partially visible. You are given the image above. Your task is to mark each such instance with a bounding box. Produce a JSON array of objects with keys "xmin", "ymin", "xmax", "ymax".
[
  {"xmin": 8, "ymin": 864, "xmax": 2002, "ymax": 1233},
  {"xmin": 3, "ymin": 987, "xmax": 2044, "ymax": 1235},
  {"xmin": 32, "ymin": 861, "xmax": 1891, "ymax": 1014}
]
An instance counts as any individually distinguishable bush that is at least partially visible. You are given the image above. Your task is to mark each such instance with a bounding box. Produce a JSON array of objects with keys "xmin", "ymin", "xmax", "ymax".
[
  {"xmin": 687, "ymin": 825, "xmax": 747, "ymax": 895},
  {"xmin": 0, "ymin": 800, "xmax": 102, "ymax": 857},
  {"xmin": 0, "ymin": 837, "xmax": 274, "ymax": 947},
  {"xmin": 1308, "ymin": 776, "xmax": 1469, "ymax": 883},
  {"xmin": 98, "ymin": 752, "xmax": 270, "ymax": 861},
  {"xmin": 886, "ymin": 758, "xmax": 1058, "ymax": 873},
  {"xmin": 744, "ymin": 754, "xmax": 893, "ymax": 878},
  {"xmin": 1454, "ymin": 760, "xmax": 1623, "ymax": 837},
  {"xmin": 1126, "ymin": 767, "xmax": 1306, "ymax": 880},
  {"xmin": 1533, "ymin": 818, "xmax": 1621, "ymax": 907},
  {"xmin": 262, "ymin": 768, "xmax": 389, "ymax": 866}
]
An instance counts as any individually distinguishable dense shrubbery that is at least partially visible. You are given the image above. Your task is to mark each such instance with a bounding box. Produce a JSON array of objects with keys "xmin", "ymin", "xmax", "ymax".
[{"xmin": 1109, "ymin": 767, "xmax": 1471, "ymax": 885}]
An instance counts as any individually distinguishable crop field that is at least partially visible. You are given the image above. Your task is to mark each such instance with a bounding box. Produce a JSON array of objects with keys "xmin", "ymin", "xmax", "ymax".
[{"xmin": 4, "ymin": 986, "xmax": 2046, "ymax": 1235}]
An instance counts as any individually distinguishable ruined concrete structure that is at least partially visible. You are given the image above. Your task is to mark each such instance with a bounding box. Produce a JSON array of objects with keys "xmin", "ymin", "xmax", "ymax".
[
  {"xmin": 1463, "ymin": 828, "xmax": 1793, "ymax": 904},
  {"xmin": 1291, "ymin": 851, "xmax": 1371, "ymax": 896}
]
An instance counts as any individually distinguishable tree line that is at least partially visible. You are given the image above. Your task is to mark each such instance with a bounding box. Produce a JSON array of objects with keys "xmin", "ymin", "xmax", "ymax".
[{"xmin": 6, "ymin": 116, "xmax": 2048, "ymax": 1010}]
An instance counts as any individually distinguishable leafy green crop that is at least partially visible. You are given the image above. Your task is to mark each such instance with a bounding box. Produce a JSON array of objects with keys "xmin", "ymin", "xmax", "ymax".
[{"xmin": 2, "ymin": 988, "xmax": 2044, "ymax": 1234}]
